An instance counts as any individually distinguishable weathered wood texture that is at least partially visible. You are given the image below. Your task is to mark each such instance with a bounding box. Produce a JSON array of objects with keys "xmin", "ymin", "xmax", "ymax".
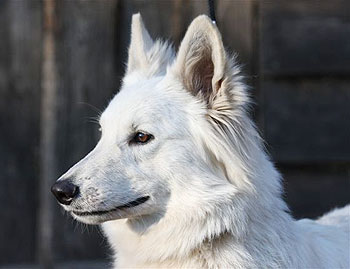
[
  {"xmin": 217, "ymin": 0, "xmax": 255, "ymax": 74},
  {"xmin": 0, "ymin": 0, "xmax": 349, "ymax": 266},
  {"xmin": 260, "ymin": 0, "xmax": 350, "ymax": 162},
  {"xmin": 51, "ymin": 0, "xmax": 120, "ymax": 263},
  {"xmin": 263, "ymin": 79, "xmax": 350, "ymax": 162},
  {"xmin": 0, "ymin": 0, "xmax": 42, "ymax": 265},
  {"xmin": 282, "ymin": 165, "xmax": 350, "ymax": 219},
  {"xmin": 259, "ymin": 0, "xmax": 350, "ymax": 230},
  {"xmin": 260, "ymin": 1, "xmax": 350, "ymax": 77}
]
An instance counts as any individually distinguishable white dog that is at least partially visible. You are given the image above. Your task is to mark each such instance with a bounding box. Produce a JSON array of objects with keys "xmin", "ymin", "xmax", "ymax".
[{"xmin": 52, "ymin": 14, "xmax": 350, "ymax": 268}]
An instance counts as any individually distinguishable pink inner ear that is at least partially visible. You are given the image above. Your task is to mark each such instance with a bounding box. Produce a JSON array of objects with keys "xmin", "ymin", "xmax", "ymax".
[{"xmin": 192, "ymin": 57, "xmax": 214, "ymax": 102}]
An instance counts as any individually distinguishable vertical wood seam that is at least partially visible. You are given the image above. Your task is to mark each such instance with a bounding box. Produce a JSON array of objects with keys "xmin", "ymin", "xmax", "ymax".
[{"xmin": 38, "ymin": 0, "xmax": 57, "ymax": 267}]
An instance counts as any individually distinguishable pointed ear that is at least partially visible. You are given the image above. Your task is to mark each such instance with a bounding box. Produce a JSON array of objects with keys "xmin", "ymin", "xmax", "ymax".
[
  {"xmin": 173, "ymin": 15, "xmax": 226, "ymax": 104},
  {"xmin": 127, "ymin": 13, "xmax": 154, "ymax": 73}
]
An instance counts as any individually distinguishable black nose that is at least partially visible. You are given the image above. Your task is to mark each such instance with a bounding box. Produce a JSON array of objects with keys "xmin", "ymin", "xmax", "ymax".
[{"xmin": 51, "ymin": 180, "xmax": 79, "ymax": 205}]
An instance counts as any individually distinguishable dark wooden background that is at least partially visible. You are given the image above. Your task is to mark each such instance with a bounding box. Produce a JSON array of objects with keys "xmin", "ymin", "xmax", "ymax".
[{"xmin": 0, "ymin": 0, "xmax": 349, "ymax": 267}]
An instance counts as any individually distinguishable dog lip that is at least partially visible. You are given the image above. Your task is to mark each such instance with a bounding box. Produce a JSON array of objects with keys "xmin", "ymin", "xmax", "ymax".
[{"xmin": 72, "ymin": 196, "xmax": 150, "ymax": 216}]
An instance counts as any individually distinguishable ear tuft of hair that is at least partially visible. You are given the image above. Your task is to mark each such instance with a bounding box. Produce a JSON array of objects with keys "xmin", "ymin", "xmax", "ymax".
[
  {"xmin": 172, "ymin": 15, "xmax": 250, "ymax": 115},
  {"xmin": 126, "ymin": 13, "xmax": 175, "ymax": 78},
  {"xmin": 173, "ymin": 15, "xmax": 225, "ymax": 103}
]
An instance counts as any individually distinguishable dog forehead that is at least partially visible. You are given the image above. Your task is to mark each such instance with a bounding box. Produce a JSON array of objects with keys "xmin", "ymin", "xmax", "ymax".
[{"xmin": 100, "ymin": 76, "xmax": 176, "ymax": 128}]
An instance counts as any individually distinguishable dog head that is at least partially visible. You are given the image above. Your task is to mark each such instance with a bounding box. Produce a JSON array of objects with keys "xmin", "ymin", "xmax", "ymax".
[{"xmin": 51, "ymin": 14, "xmax": 253, "ymax": 226}]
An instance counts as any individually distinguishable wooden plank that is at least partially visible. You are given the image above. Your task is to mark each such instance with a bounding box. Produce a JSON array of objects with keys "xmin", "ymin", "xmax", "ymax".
[
  {"xmin": 281, "ymin": 165, "xmax": 350, "ymax": 219},
  {"xmin": 0, "ymin": 261, "xmax": 108, "ymax": 269},
  {"xmin": 38, "ymin": 0, "xmax": 57, "ymax": 267},
  {"xmin": 216, "ymin": 0, "xmax": 254, "ymax": 74},
  {"xmin": 0, "ymin": 0, "xmax": 42, "ymax": 264},
  {"xmin": 260, "ymin": 0, "xmax": 350, "ymax": 76},
  {"xmin": 263, "ymin": 79, "xmax": 350, "ymax": 163},
  {"xmin": 49, "ymin": 0, "xmax": 119, "ymax": 263}
]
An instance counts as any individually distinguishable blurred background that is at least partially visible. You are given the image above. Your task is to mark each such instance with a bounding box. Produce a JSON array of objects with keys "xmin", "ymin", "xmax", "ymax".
[{"xmin": 0, "ymin": 0, "xmax": 349, "ymax": 268}]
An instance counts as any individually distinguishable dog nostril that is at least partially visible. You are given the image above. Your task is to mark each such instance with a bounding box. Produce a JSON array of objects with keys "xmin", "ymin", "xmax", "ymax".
[{"xmin": 51, "ymin": 180, "xmax": 79, "ymax": 205}]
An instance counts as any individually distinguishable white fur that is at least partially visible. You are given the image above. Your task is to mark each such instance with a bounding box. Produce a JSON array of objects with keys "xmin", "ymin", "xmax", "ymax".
[{"xmin": 55, "ymin": 14, "xmax": 350, "ymax": 268}]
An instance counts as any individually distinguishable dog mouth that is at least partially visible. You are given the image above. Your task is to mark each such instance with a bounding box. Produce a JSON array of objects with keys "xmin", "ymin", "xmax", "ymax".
[{"xmin": 72, "ymin": 196, "xmax": 150, "ymax": 217}]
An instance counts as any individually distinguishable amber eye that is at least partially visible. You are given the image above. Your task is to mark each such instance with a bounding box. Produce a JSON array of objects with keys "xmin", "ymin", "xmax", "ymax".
[{"xmin": 131, "ymin": 132, "xmax": 153, "ymax": 144}]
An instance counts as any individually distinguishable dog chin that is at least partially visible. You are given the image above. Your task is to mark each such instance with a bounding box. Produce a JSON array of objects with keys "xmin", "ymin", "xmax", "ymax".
[
  {"xmin": 68, "ymin": 196, "xmax": 151, "ymax": 224},
  {"xmin": 71, "ymin": 210, "xmax": 128, "ymax": 225}
]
